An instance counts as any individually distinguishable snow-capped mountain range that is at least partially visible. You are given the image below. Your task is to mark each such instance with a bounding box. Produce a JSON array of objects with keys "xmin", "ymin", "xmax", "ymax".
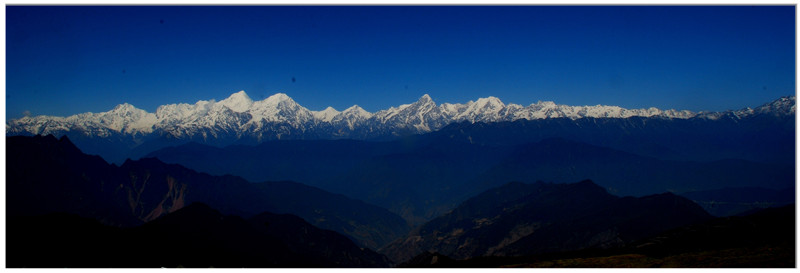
[{"xmin": 7, "ymin": 91, "xmax": 795, "ymax": 142}]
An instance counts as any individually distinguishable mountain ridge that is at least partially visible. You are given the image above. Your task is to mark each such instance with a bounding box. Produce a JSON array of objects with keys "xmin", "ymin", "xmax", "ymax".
[
  {"xmin": 9, "ymin": 92, "xmax": 793, "ymax": 165},
  {"xmin": 14, "ymin": 91, "xmax": 790, "ymax": 140}
]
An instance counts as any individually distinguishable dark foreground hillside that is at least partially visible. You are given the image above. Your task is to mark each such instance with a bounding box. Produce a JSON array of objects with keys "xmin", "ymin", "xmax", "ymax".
[
  {"xmin": 399, "ymin": 205, "xmax": 795, "ymax": 268},
  {"xmin": 7, "ymin": 203, "xmax": 391, "ymax": 268},
  {"xmin": 6, "ymin": 135, "xmax": 409, "ymax": 250}
]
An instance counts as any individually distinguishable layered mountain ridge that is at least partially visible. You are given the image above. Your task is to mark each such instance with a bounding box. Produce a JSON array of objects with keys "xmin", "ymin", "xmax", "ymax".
[{"xmin": 9, "ymin": 91, "xmax": 793, "ymax": 164}]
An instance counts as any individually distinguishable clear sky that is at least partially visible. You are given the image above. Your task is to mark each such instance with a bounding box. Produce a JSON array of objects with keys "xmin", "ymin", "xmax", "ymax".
[{"xmin": 6, "ymin": 6, "xmax": 796, "ymax": 119}]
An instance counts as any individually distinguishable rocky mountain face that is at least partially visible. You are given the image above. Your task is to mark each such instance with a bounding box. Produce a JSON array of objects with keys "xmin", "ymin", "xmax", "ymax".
[
  {"xmin": 380, "ymin": 180, "xmax": 713, "ymax": 263},
  {"xmin": 11, "ymin": 91, "xmax": 776, "ymax": 164},
  {"xmin": 6, "ymin": 135, "xmax": 409, "ymax": 250}
]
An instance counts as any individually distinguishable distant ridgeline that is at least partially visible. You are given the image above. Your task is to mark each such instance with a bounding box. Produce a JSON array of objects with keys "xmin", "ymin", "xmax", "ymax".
[{"xmin": 8, "ymin": 92, "xmax": 793, "ymax": 164}]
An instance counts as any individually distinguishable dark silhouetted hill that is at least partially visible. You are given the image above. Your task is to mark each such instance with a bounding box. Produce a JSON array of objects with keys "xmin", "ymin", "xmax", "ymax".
[
  {"xmin": 8, "ymin": 203, "xmax": 392, "ymax": 267},
  {"xmin": 7, "ymin": 135, "xmax": 408, "ymax": 250},
  {"xmin": 382, "ymin": 180, "xmax": 713, "ymax": 263}
]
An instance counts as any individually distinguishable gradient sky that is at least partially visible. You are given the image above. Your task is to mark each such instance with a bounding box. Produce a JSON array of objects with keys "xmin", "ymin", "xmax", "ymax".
[{"xmin": 6, "ymin": 6, "xmax": 796, "ymax": 119}]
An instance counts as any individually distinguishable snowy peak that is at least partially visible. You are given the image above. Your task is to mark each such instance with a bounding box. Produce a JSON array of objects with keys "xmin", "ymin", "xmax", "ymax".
[
  {"xmin": 329, "ymin": 105, "xmax": 373, "ymax": 129},
  {"xmin": 104, "ymin": 103, "xmax": 151, "ymax": 120},
  {"xmin": 473, "ymin": 96, "xmax": 505, "ymax": 117},
  {"xmin": 251, "ymin": 92, "xmax": 300, "ymax": 110},
  {"xmin": 111, "ymin": 103, "xmax": 139, "ymax": 113},
  {"xmin": 247, "ymin": 92, "xmax": 313, "ymax": 126},
  {"xmin": 755, "ymin": 95, "xmax": 795, "ymax": 116},
  {"xmin": 530, "ymin": 100, "xmax": 558, "ymax": 108},
  {"xmin": 475, "ymin": 96, "xmax": 504, "ymax": 109},
  {"xmin": 337, "ymin": 105, "xmax": 373, "ymax": 123},
  {"xmin": 413, "ymin": 94, "xmax": 438, "ymax": 113},
  {"xmin": 266, "ymin": 92, "xmax": 292, "ymax": 103},
  {"xmin": 449, "ymin": 96, "xmax": 507, "ymax": 122},
  {"xmin": 227, "ymin": 90, "xmax": 251, "ymax": 100},
  {"xmin": 313, "ymin": 107, "xmax": 341, "ymax": 122},
  {"xmin": 412, "ymin": 94, "xmax": 437, "ymax": 111},
  {"xmin": 343, "ymin": 105, "xmax": 371, "ymax": 115},
  {"xmin": 219, "ymin": 90, "xmax": 253, "ymax": 112},
  {"xmin": 700, "ymin": 95, "xmax": 795, "ymax": 120},
  {"xmin": 417, "ymin": 94, "xmax": 434, "ymax": 104}
]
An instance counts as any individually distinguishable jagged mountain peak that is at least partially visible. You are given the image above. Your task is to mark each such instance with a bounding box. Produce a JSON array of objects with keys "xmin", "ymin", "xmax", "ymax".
[
  {"xmin": 418, "ymin": 94, "xmax": 434, "ymax": 104},
  {"xmin": 756, "ymin": 95, "xmax": 796, "ymax": 116}
]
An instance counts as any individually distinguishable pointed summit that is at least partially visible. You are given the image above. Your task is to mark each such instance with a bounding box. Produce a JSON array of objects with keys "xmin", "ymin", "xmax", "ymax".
[
  {"xmin": 341, "ymin": 104, "xmax": 355, "ymax": 110},
  {"xmin": 246, "ymin": 92, "xmax": 312, "ymax": 124},
  {"xmin": 342, "ymin": 105, "xmax": 372, "ymax": 119},
  {"xmin": 313, "ymin": 106, "xmax": 341, "ymax": 122},
  {"xmin": 418, "ymin": 94, "xmax": 434, "ymax": 103},
  {"xmin": 225, "ymin": 90, "xmax": 252, "ymax": 101},
  {"xmin": 344, "ymin": 105, "xmax": 367, "ymax": 113},
  {"xmin": 219, "ymin": 90, "xmax": 253, "ymax": 112}
]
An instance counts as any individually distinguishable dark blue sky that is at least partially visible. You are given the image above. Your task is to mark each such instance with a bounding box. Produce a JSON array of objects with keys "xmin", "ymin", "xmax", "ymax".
[{"xmin": 6, "ymin": 6, "xmax": 796, "ymax": 119}]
